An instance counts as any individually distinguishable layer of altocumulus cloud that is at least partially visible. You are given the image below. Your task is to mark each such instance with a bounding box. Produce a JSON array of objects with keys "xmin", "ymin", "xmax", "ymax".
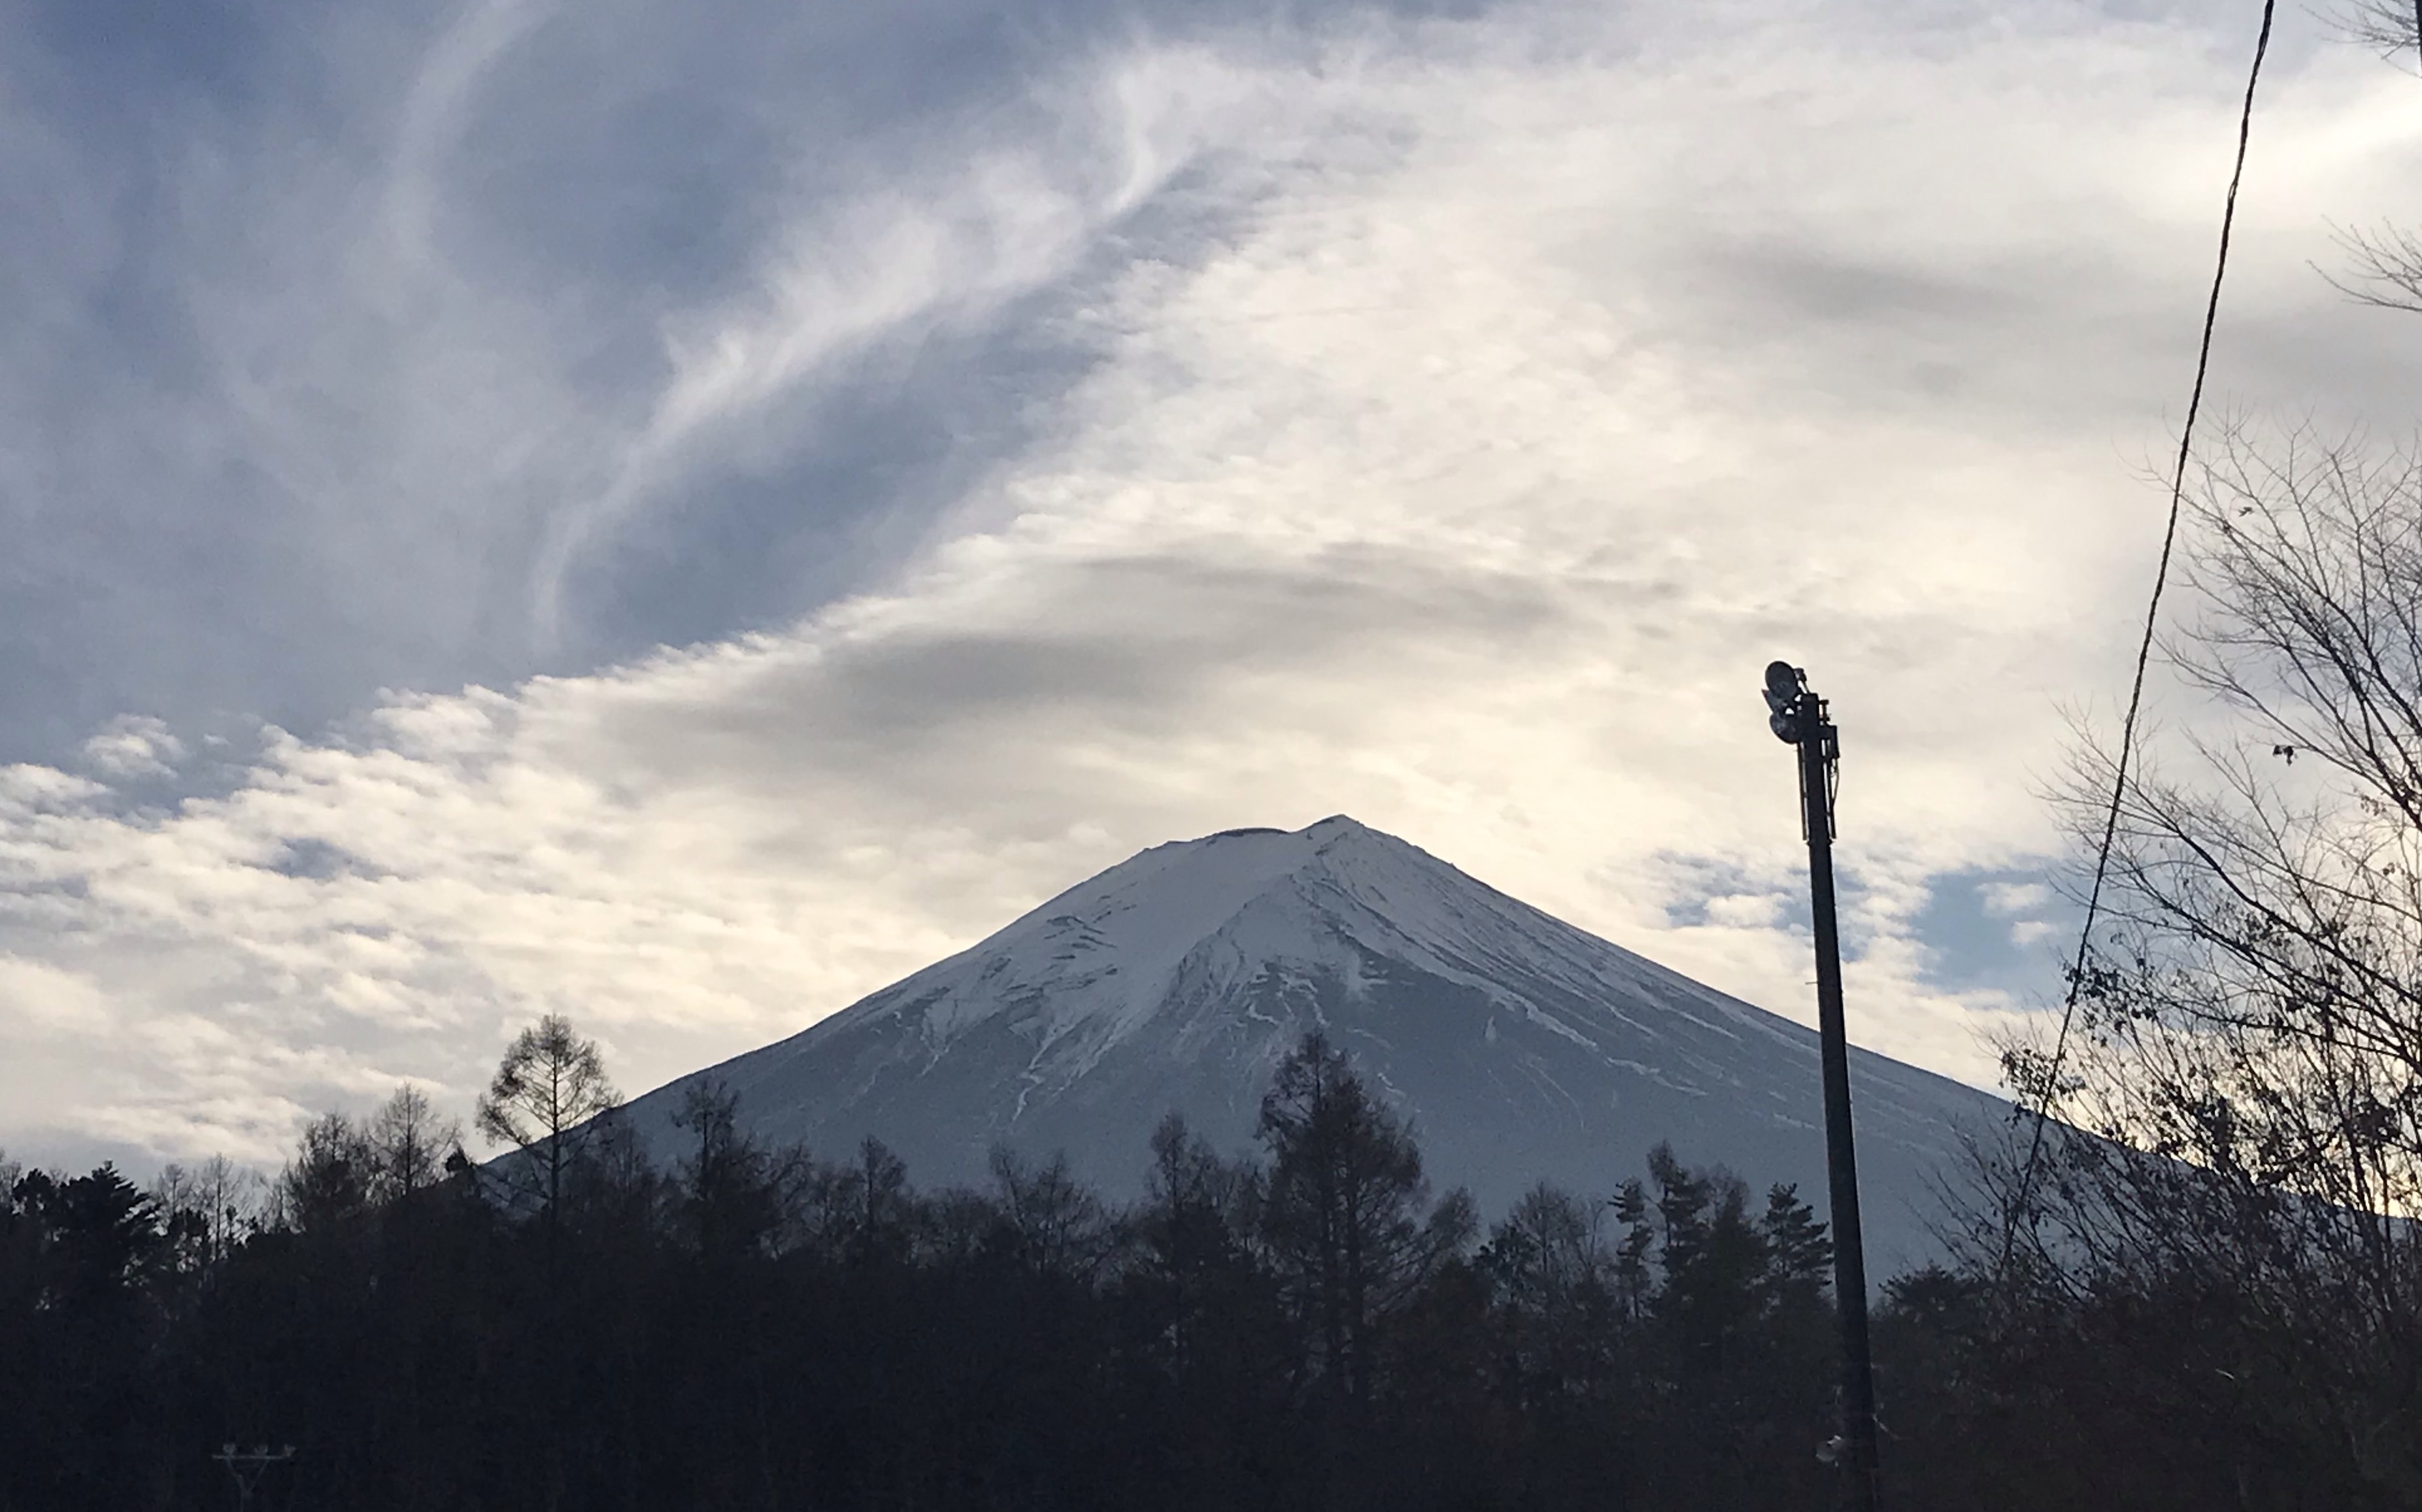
[{"xmin": 4, "ymin": 1, "xmax": 2417, "ymax": 1169}]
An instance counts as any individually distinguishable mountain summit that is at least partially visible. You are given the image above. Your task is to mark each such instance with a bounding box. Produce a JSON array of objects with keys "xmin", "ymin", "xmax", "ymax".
[{"xmin": 624, "ymin": 816, "xmax": 2002, "ymax": 1266}]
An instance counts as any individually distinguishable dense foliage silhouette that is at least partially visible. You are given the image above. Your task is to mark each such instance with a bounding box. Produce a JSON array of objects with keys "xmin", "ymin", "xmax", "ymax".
[{"xmin": 1, "ymin": 1030, "xmax": 2410, "ymax": 1510}]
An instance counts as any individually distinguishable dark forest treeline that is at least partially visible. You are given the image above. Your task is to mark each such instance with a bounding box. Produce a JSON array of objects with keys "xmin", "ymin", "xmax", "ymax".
[{"xmin": 1, "ymin": 1028, "xmax": 2412, "ymax": 1511}]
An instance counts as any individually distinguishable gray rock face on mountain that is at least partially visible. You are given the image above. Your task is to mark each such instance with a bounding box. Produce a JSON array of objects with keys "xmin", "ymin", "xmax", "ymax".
[{"xmin": 621, "ymin": 815, "xmax": 2006, "ymax": 1271}]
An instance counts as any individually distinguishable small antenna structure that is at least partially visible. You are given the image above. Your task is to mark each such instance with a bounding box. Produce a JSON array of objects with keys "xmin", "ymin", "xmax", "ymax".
[{"xmin": 212, "ymin": 1443, "xmax": 295, "ymax": 1512}]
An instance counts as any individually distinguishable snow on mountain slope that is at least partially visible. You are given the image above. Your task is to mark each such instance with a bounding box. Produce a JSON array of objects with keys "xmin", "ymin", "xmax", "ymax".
[{"xmin": 620, "ymin": 816, "xmax": 2008, "ymax": 1270}]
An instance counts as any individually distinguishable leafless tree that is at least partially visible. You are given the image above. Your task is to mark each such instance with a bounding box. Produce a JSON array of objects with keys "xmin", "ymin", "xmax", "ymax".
[
  {"xmin": 276, "ymin": 1111, "xmax": 377, "ymax": 1233},
  {"xmin": 986, "ymin": 1145, "xmax": 1120, "ymax": 1283},
  {"xmin": 671, "ymin": 1078, "xmax": 805, "ymax": 1259},
  {"xmin": 1257, "ymin": 1032, "xmax": 1475, "ymax": 1408},
  {"xmin": 1983, "ymin": 424, "xmax": 2422, "ymax": 1498},
  {"xmin": 2320, "ymin": 9, "xmax": 2422, "ymax": 314},
  {"xmin": 152, "ymin": 1154, "xmax": 268, "ymax": 1271},
  {"xmin": 475, "ymin": 1014, "xmax": 621, "ymax": 1222},
  {"xmin": 367, "ymin": 1084, "xmax": 463, "ymax": 1204},
  {"xmin": 2336, "ymin": 2, "xmax": 2422, "ymax": 60}
]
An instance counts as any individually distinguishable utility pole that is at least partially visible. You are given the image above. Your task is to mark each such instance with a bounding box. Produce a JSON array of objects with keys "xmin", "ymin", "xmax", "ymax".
[
  {"xmin": 1762, "ymin": 660, "xmax": 1880, "ymax": 1511},
  {"xmin": 212, "ymin": 1444, "xmax": 294, "ymax": 1512}
]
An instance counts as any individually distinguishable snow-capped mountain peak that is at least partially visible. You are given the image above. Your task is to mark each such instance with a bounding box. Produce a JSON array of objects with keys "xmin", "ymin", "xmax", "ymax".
[
  {"xmin": 878, "ymin": 816, "xmax": 1459, "ymax": 1054},
  {"xmin": 626, "ymin": 816, "xmax": 2004, "ymax": 1268}
]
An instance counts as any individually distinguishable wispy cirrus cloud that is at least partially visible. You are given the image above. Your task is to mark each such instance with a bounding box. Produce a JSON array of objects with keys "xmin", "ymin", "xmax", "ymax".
[
  {"xmin": 529, "ymin": 42, "xmax": 1295, "ymax": 642},
  {"xmin": 0, "ymin": 0, "xmax": 1393, "ymax": 761}
]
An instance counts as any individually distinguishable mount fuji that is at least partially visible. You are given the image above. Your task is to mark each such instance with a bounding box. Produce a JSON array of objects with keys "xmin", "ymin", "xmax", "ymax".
[{"xmin": 621, "ymin": 815, "xmax": 2006, "ymax": 1269}]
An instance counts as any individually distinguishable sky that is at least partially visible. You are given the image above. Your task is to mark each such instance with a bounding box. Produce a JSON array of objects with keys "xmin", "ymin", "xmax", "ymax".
[{"xmin": 3, "ymin": 0, "xmax": 2417, "ymax": 1173}]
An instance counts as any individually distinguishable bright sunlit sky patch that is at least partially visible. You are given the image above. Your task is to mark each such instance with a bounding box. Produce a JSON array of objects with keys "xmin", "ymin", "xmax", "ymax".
[{"xmin": 3, "ymin": 0, "xmax": 2417, "ymax": 1170}]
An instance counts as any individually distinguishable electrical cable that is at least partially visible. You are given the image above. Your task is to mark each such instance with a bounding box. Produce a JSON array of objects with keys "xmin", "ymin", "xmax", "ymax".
[{"xmin": 2000, "ymin": 0, "xmax": 2277, "ymax": 1268}]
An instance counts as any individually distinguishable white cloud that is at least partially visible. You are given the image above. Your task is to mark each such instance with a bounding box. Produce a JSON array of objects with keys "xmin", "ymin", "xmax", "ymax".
[
  {"xmin": 2, "ymin": 1, "xmax": 2415, "ymax": 1168},
  {"xmin": 80, "ymin": 716, "xmax": 188, "ymax": 780},
  {"xmin": 1980, "ymin": 881, "xmax": 2054, "ymax": 917}
]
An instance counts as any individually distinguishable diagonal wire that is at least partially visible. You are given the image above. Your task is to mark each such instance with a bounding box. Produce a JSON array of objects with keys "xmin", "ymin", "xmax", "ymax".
[{"xmin": 2000, "ymin": 0, "xmax": 2278, "ymax": 1268}]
